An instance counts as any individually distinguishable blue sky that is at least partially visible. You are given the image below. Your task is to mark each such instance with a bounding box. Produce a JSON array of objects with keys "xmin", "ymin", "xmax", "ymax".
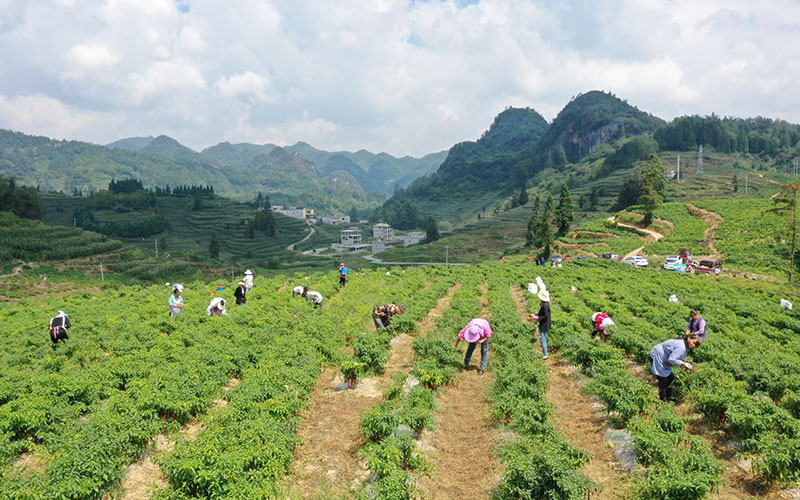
[{"xmin": 1, "ymin": 0, "xmax": 799, "ymax": 157}]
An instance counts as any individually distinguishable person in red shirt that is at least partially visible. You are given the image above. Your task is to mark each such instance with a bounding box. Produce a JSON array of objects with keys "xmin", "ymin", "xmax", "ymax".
[{"xmin": 591, "ymin": 312, "xmax": 614, "ymax": 341}]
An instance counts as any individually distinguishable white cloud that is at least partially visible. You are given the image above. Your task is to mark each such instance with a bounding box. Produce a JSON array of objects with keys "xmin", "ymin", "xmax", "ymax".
[
  {"xmin": 214, "ymin": 71, "xmax": 271, "ymax": 102},
  {"xmin": 69, "ymin": 44, "xmax": 118, "ymax": 67},
  {"xmin": 0, "ymin": 0, "xmax": 799, "ymax": 155}
]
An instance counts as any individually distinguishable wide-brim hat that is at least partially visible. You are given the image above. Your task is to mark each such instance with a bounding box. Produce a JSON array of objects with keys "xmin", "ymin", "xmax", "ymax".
[
  {"xmin": 537, "ymin": 289, "xmax": 551, "ymax": 302},
  {"xmin": 464, "ymin": 324, "xmax": 483, "ymax": 343},
  {"xmin": 244, "ymin": 269, "xmax": 253, "ymax": 275},
  {"xmin": 238, "ymin": 281, "xmax": 245, "ymax": 286}
]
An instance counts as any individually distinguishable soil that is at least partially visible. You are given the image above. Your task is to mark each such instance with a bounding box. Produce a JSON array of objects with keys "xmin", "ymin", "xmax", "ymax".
[
  {"xmin": 417, "ymin": 283, "xmax": 502, "ymax": 500},
  {"xmin": 285, "ymin": 284, "xmax": 461, "ymax": 499},
  {"xmin": 687, "ymin": 204, "xmax": 724, "ymax": 259},
  {"xmin": 509, "ymin": 285, "xmax": 629, "ymax": 499}
]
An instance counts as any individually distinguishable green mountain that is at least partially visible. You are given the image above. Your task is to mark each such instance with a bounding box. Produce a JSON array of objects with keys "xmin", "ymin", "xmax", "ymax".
[
  {"xmin": 377, "ymin": 106, "xmax": 550, "ymax": 227},
  {"xmin": 378, "ymin": 92, "xmax": 667, "ymax": 227},
  {"xmin": 106, "ymin": 136, "xmax": 154, "ymax": 151}
]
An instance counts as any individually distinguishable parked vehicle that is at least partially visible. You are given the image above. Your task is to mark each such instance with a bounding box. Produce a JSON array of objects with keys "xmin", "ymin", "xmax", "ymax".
[
  {"xmin": 551, "ymin": 254, "xmax": 563, "ymax": 263},
  {"xmin": 694, "ymin": 259, "xmax": 722, "ymax": 275},
  {"xmin": 623, "ymin": 256, "xmax": 649, "ymax": 268},
  {"xmin": 601, "ymin": 253, "xmax": 620, "ymax": 261},
  {"xmin": 663, "ymin": 255, "xmax": 681, "ymax": 270}
]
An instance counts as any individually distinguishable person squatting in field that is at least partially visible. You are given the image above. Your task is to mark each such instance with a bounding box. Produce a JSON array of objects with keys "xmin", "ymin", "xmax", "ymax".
[
  {"xmin": 49, "ymin": 310, "xmax": 70, "ymax": 349},
  {"xmin": 686, "ymin": 309, "xmax": 707, "ymax": 339},
  {"xmin": 649, "ymin": 334, "xmax": 702, "ymax": 402},
  {"xmin": 372, "ymin": 303, "xmax": 405, "ymax": 330},
  {"xmin": 207, "ymin": 297, "xmax": 227, "ymax": 316},
  {"xmin": 169, "ymin": 284, "xmax": 184, "ymax": 317},
  {"xmin": 591, "ymin": 311, "xmax": 614, "ymax": 341},
  {"xmin": 453, "ymin": 318, "xmax": 492, "ymax": 375},
  {"xmin": 234, "ymin": 281, "xmax": 247, "ymax": 305},
  {"xmin": 305, "ymin": 290, "xmax": 323, "ymax": 308},
  {"xmin": 292, "ymin": 285, "xmax": 307, "ymax": 298}
]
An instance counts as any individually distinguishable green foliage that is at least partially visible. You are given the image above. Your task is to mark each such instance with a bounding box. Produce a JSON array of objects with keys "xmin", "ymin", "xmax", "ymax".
[
  {"xmin": 424, "ymin": 217, "xmax": 439, "ymax": 243},
  {"xmin": 555, "ymin": 183, "xmax": 573, "ymax": 236},
  {"xmin": 209, "ymin": 233, "xmax": 220, "ymax": 258},
  {"xmin": 0, "ymin": 175, "xmax": 42, "ymax": 220}
]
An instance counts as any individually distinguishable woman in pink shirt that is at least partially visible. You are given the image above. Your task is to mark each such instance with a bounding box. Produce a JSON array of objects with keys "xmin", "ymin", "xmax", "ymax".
[{"xmin": 453, "ymin": 318, "xmax": 492, "ymax": 375}]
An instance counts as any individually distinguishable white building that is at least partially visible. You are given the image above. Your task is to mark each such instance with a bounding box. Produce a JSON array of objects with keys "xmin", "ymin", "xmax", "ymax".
[
  {"xmin": 403, "ymin": 231, "xmax": 425, "ymax": 247},
  {"xmin": 332, "ymin": 228, "xmax": 370, "ymax": 252},
  {"xmin": 271, "ymin": 206, "xmax": 315, "ymax": 221},
  {"xmin": 321, "ymin": 214, "xmax": 351, "ymax": 225},
  {"xmin": 373, "ymin": 223, "xmax": 395, "ymax": 242},
  {"xmin": 372, "ymin": 241, "xmax": 393, "ymax": 254}
]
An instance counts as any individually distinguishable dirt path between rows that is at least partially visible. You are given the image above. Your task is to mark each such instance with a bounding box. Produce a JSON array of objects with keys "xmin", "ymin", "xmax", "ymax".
[
  {"xmin": 509, "ymin": 285, "xmax": 629, "ymax": 499},
  {"xmin": 286, "ymin": 284, "xmax": 461, "ymax": 498},
  {"xmin": 119, "ymin": 377, "xmax": 240, "ymax": 500},
  {"xmin": 687, "ymin": 204, "xmax": 723, "ymax": 259},
  {"xmin": 417, "ymin": 284, "xmax": 503, "ymax": 500},
  {"xmin": 606, "ymin": 216, "xmax": 665, "ymax": 261}
]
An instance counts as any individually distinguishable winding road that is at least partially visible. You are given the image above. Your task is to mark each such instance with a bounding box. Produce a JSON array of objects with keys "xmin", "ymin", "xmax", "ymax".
[
  {"xmin": 286, "ymin": 225, "xmax": 315, "ymax": 251},
  {"xmin": 606, "ymin": 217, "xmax": 665, "ymax": 261}
]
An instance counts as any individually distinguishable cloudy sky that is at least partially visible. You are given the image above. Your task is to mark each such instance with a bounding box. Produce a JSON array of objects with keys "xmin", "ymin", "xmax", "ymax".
[{"xmin": 0, "ymin": 0, "xmax": 798, "ymax": 157}]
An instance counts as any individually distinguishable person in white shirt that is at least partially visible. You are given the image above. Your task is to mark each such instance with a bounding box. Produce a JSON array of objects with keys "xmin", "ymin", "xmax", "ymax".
[
  {"xmin": 305, "ymin": 290, "xmax": 323, "ymax": 308},
  {"xmin": 207, "ymin": 297, "xmax": 227, "ymax": 316}
]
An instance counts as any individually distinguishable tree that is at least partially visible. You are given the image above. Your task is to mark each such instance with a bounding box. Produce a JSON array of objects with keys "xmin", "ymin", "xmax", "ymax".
[
  {"xmin": 766, "ymin": 182, "xmax": 800, "ymax": 282},
  {"xmin": 518, "ymin": 181, "xmax": 529, "ymax": 206},
  {"xmin": 425, "ymin": 217, "xmax": 440, "ymax": 243},
  {"xmin": 536, "ymin": 195, "xmax": 554, "ymax": 259},
  {"xmin": 209, "ymin": 233, "xmax": 220, "ymax": 259},
  {"xmin": 555, "ymin": 183, "xmax": 573, "ymax": 236},
  {"xmin": 732, "ymin": 174, "xmax": 739, "ymax": 193},
  {"xmin": 590, "ymin": 187, "xmax": 600, "ymax": 210},
  {"xmin": 525, "ymin": 195, "xmax": 540, "ymax": 247},
  {"xmin": 254, "ymin": 209, "xmax": 275, "ymax": 236},
  {"xmin": 638, "ymin": 155, "xmax": 667, "ymax": 225}
]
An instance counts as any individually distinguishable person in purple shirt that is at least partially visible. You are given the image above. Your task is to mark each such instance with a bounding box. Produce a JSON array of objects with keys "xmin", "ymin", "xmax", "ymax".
[
  {"xmin": 650, "ymin": 335, "xmax": 702, "ymax": 402},
  {"xmin": 685, "ymin": 310, "xmax": 707, "ymax": 339}
]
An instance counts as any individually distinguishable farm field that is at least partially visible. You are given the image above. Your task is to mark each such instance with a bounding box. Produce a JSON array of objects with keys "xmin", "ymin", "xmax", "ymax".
[{"xmin": 1, "ymin": 257, "xmax": 799, "ymax": 499}]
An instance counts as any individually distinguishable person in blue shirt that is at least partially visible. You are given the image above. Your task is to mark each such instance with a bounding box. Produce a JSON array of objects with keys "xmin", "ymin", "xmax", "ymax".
[
  {"xmin": 649, "ymin": 334, "xmax": 702, "ymax": 402},
  {"xmin": 338, "ymin": 263, "xmax": 349, "ymax": 287}
]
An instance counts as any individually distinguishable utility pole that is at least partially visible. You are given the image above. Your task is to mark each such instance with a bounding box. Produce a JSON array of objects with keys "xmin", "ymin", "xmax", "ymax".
[
  {"xmin": 155, "ymin": 239, "xmax": 158, "ymax": 258},
  {"xmin": 445, "ymin": 245, "xmax": 449, "ymax": 267},
  {"xmin": 745, "ymin": 174, "xmax": 748, "ymax": 195},
  {"xmin": 676, "ymin": 155, "xmax": 680, "ymax": 182},
  {"xmin": 697, "ymin": 145, "xmax": 703, "ymax": 175},
  {"xmin": 73, "ymin": 217, "xmax": 76, "ymax": 227},
  {"xmin": 100, "ymin": 261, "xmax": 104, "ymax": 281}
]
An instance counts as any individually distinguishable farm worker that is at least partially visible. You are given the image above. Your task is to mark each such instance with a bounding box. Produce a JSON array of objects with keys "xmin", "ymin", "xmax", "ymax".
[
  {"xmin": 207, "ymin": 297, "xmax": 227, "ymax": 316},
  {"xmin": 530, "ymin": 289, "xmax": 551, "ymax": 359},
  {"xmin": 339, "ymin": 263, "xmax": 349, "ymax": 287},
  {"xmin": 685, "ymin": 310, "xmax": 707, "ymax": 339},
  {"xmin": 243, "ymin": 270, "xmax": 254, "ymax": 292},
  {"xmin": 372, "ymin": 303, "xmax": 405, "ymax": 330},
  {"xmin": 48, "ymin": 310, "xmax": 70, "ymax": 349},
  {"xmin": 649, "ymin": 334, "xmax": 702, "ymax": 402},
  {"xmin": 293, "ymin": 285, "xmax": 307, "ymax": 298},
  {"xmin": 169, "ymin": 286, "xmax": 184, "ymax": 317},
  {"xmin": 234, "ymin": 281, "xmax": 247, "ymax": 305},
  {"xmin": 453, "ymin": 318, "xmax": 492, "ymax": 375},
  {"xmin": 305, "ymin": 290, "xmax": 323, "ymax": 308},
  {"xmin": 591, "ymin": 312, "xmax": 614, "ymax": 341}
]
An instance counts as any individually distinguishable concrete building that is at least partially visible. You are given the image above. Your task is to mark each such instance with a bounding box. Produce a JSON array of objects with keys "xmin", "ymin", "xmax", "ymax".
[
  {"xmin": 403, "ymin": 231, "xmax": 425, "ymax": 247},
  {"xmin": 372, "ymin": 241, "xmax": 393, "ymax": 254},
  {"xmin": 271, "ymin": 206, "xmax": 315, "ymax": 221},
  {"xmin": 321, "ymin": 214, "xmax": 351, "ymax": 225},
  {"xmin": 341, "ymin": 228, "xmax": 362, "ymax": 247},
  {"xmin": 373, "ymin": 223, "xmax": 395, "ymax": 242}
]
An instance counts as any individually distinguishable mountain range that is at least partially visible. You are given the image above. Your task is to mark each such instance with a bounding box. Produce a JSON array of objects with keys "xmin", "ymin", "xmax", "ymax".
[{"xmin": 0, "ymin": 130, "xmax": 446, "ymax": 214}]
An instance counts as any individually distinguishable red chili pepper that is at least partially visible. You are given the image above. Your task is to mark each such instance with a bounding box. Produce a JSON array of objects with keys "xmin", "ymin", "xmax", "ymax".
[{"xmin": 776, "ymin": 400, "xmax": 780, "ymax": 407}]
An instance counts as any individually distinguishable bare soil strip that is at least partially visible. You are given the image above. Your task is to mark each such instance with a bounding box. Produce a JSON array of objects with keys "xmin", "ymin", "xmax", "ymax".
[
  {"xmin": 509, "ymin": 285, "xmax": 629, "ymax": 499},
  {"xmin": 286, "ymin": 284, "xmax": 460, "ymax": 498},
  {"xmin": 418, "ymin": 284, "xmax": 503, "ymax": 500},
  {"xmin": 687, "ymin": 204, "xmax": 724, "ymax": 259},
  {"xmin": 119, "ymin": 377, "xmax": 240, "ymax": 500}
]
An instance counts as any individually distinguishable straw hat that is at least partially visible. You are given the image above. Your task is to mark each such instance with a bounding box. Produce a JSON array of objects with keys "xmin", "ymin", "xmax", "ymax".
[{"xmin": 537, "ymin": 289, "xmax": 551, "ymax": 302}]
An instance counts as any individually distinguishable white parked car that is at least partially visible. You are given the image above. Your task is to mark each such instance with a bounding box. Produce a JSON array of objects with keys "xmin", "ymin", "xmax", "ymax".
[
  {"xmin": 623, "ymin": 256, "xmax": 649, "ymax": 268},
  {"xmin": 663, "ymin": 255, "xmax": 681, "ymax": 270}
]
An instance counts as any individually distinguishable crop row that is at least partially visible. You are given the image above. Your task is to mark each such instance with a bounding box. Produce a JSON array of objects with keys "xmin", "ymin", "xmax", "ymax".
[
  {"xmin": 483, "ymin": 271, "xmax": 597, "ymax": 499},
  {"xmin": 540, "ymin": 259, "xmax": 800, "ymax": 484},
  {"xmin": 356, "ymin": 271, "xmax": 481, "ymax": 499}
]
